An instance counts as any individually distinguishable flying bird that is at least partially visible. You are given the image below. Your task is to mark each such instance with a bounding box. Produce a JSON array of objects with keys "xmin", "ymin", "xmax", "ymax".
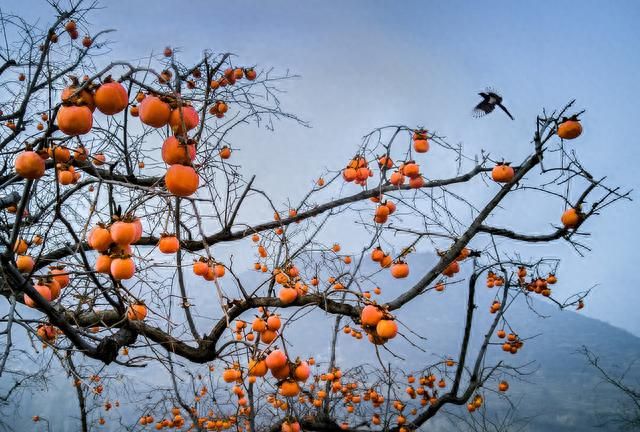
[{"xmin": 473, "ymin": 89, "xmax": 514, "ymax": 120}]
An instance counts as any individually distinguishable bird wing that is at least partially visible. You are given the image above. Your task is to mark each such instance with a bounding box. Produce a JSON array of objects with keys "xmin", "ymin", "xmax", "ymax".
[
  {"xmin": 473, "ymin": 100, "xmax": 495, "ymax": 117},
  {"xmin": 487, "ymin": 92, "xmax": 502, "ymax": 103},
  {"xmin": 497, "ymin": 103, "xmax": 514, "ymax": 120}
]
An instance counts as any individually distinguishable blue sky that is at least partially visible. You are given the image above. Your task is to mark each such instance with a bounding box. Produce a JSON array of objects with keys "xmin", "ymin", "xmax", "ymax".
[{"xmin": 11, "ymin": 0, "xmax": 640, "ymax": 334}]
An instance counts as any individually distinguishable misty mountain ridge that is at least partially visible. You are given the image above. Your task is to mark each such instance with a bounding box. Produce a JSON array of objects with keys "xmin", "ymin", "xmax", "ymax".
[{"xmin": 1, "ymin": 252, "xmax": 638, "ymax": 431}]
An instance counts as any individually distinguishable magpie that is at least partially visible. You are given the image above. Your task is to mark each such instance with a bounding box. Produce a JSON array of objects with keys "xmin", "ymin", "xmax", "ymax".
[{"xmin": 473, "ymin": 89, "xmax": 514, "ymax": 120}]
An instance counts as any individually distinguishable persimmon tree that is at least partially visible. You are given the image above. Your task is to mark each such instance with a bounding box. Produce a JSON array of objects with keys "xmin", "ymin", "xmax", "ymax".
[{"xmin": 0, "ymin": 1, "xmax": 632, "ymax": 431}]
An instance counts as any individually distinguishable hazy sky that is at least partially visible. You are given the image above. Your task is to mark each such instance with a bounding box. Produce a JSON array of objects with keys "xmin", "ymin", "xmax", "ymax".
[{"xmin": 10, "ymin": 0, "xmax": 640, "ymax": 335}]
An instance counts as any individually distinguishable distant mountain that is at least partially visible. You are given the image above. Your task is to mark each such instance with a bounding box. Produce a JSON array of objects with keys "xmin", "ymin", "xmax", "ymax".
[
  {"xmin": 1, "ymin": 253, "xmax": 638, "ymax": 431},
  {"xmin": 294, "ymin": 252, "xmax": 640, "ymax": 431}
]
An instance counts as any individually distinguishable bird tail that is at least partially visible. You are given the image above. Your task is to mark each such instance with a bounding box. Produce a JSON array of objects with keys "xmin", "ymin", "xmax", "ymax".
[{"xmin": 497, "ymin": 103, "xmax": 515, "ymax": 120}]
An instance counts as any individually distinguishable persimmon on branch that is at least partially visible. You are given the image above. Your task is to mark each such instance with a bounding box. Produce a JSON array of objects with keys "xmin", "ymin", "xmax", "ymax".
[{"xmin": 0, "ymin": 1, "xmax": 632, "ymax": 431}]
